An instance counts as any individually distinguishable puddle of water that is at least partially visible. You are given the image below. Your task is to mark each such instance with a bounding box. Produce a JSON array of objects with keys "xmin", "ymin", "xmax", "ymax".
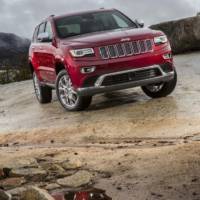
[{"xmin": 51, "ymin": 188, "xmax": 112, "ymax": 200}]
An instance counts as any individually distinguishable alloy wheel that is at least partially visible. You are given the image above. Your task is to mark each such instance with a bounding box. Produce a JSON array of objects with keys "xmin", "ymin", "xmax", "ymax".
[
  {"xmin": 58, "ymin": 74, "xmax": 79, "ymax": 108},
  {"xmin": 145, "ymin": 83, "xmax": 164, "ymax": 93}
]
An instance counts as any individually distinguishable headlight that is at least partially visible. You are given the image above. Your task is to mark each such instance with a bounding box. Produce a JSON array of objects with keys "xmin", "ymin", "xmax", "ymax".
[
  {"xmin": 70, "ymin": 48, "xmax": 94, "ymax": 57},
  {"xmin": 154, "ymin": 35, "xmax": 168, "ymax": 45}
]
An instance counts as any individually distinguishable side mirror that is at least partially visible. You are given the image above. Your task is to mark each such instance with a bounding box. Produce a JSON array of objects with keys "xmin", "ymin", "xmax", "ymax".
[
  {"xmin": 38, "ymin": 32, "xmax": 52, "ymax": 42},
  {"xmin": 135, "ymin": 19, "xmax": 145, "ymax": 28}
]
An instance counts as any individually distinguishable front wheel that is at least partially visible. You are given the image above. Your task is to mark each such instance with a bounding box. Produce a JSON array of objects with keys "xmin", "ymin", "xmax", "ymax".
[
  {"xmin": 56, "ymin": 70, "xmax": 92, "ymax": 111},
  {"xmin": 141, "ymin": 71, "xmax": 177, "ymax": 98}
]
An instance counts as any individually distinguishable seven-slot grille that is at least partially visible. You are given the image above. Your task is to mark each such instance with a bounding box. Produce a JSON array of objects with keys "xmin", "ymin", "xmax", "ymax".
[{"xmin": 99, "ymin": 39, "xmax": 153, "ymax": 59}]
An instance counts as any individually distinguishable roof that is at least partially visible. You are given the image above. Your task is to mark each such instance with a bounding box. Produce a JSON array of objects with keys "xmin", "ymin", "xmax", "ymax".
[{"xmin": 51, "ymin": 8, "xmax": 117, "ymax": 20}]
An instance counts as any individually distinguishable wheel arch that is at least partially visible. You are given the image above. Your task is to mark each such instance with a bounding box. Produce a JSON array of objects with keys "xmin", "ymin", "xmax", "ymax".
[
  {"xmin": 55, "ymin": 62, "xmax": 67, "ymax": 75},
  {"xmin": 29, "ymin": 62, "xmax": 34, "ymax": 74}
]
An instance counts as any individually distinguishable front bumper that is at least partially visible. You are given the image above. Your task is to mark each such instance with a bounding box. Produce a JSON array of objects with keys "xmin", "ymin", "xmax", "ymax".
[{"xmin": 76, "ymin": 65, "xmax": 175, "ymax": 96}]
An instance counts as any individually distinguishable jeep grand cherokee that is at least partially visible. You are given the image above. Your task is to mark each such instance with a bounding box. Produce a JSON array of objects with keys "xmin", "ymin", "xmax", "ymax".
[{"xmin": 29, "ymin": 9, "xmax": 177, "ymax": 111}]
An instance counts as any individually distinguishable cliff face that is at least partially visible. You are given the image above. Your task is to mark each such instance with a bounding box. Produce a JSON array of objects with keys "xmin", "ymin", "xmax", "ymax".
[
  {"xmin": 0, "ymin": 33, "xmax": 31, "ymax": 83},
  {"xmin": 0, "ymin": 32, "xmax": 30, "ymax": 66},
  {"xmin": 151, "ymin": 16, "xmax": 200, "ymax": 54}
]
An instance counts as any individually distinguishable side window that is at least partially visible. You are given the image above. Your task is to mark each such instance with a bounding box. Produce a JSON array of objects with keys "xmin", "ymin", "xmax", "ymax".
[
  {"xmin": 37, "ymin": 23, "xmax": 46, "ymax": 37},
  {"xmin": 32, "ymin": 26, "xmax": 39, "ymax": 43},
  {"xmin": 45, "ymin": 21, "xmax": 53, "ymax": 39}
]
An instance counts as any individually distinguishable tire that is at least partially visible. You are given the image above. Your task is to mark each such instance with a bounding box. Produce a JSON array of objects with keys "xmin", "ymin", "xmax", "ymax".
[
  {"xmin": 141, "ymin": 70, "xmax": 177, "ymax": 98},
  {"xmin": 56, "ymin": 70, "xmax": 92, "ymax": 111},
  {"xmin": 33, "ymin": 72, "xmax": 52, "ymax": 104}
]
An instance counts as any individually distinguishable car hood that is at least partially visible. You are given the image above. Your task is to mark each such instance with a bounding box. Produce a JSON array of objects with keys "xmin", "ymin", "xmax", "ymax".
[{"xmin": 61, "ymin": 28, "xmax": 163, "ymax": 48}]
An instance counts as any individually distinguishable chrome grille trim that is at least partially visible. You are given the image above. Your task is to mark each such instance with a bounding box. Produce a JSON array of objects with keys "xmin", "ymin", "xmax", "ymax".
[
  {"xmin": 132, "ymin": 41, "xmax": 140, "ymax": 54},
  {"xmin": 124, "ymin": 42, "xmax": 133, "ymax": 56},
  {"xmin": 139, "ymin": 40, "xmax": 146, "ymax": 53},
  {"xmin": 99, "ymin": 39, "xmax": 153, "ymax": 59},
  {"xmin": 116, "ymin": 43, "xmax": 126, "ymax": 57},
  {"xmin": 99, "ymin": 46, "xmax": 109, "ymax": 59},
  {"xmin": 146, "ymin": 39, "xmax": 153, "ymax": 51},
  {"xmin": 108, "ymin": 45, "xmax": 118, "ymax": 58}
]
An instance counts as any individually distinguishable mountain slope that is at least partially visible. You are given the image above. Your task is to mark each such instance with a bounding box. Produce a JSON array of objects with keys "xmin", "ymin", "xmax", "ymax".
[{"xmin": 0, "ymin": 32, "xmax": 30, "ymax": 66}]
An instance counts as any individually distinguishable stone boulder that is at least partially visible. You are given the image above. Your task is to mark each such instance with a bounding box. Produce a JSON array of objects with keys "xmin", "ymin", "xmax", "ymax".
[
  {"xmin": 57, "ymin": 171, "xmax": 93, "ymax": 188},
  {"xmin": 151, "ymin": 16, "xmax": 200, "ymax": 54},
  {"xmin": 21, "ymin": 186, "xmax": 54, "ymax": 200},
  {"xmin": 0, "ymin": 189, "xmax": 11, "ymax": 200},
  {"xmin": 0, "ymin": 177, "xmax": 26, "ymax": 190}
]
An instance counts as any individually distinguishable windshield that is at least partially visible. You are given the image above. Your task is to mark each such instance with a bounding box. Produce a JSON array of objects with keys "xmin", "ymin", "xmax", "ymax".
[{"xmin": 55, "ymin": 10, "xmax": 137, "ymax": 39}]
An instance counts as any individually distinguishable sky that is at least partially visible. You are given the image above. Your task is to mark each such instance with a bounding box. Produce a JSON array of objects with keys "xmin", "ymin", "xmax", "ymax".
[{"xmin": 0, "ymin": 0, "xmax": 200, "ymax": 38}]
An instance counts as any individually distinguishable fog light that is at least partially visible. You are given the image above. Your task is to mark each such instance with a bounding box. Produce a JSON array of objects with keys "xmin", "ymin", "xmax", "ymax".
[
  {"xmin": 81, "ymin": 66, "xmax": 96, "ymax": 74},
  {"xmin": 163, "ymin": 53, "xmax": 172, "ymax": 59}
]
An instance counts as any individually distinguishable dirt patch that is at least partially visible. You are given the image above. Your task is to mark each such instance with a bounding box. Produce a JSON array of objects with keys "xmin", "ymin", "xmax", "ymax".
[
  {"xmin": 0, "ymin": 142, "xmax": 200, "ymax": 199},
  {"xmin": 1, "ymin": 52, "xmax": 200, "ymax": 199}
]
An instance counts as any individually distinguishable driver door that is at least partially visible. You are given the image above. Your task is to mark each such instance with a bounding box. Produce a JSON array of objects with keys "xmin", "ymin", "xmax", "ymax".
[{"xmin": 36, "ymin": 21, "xmax": 56, "ymax": 83}]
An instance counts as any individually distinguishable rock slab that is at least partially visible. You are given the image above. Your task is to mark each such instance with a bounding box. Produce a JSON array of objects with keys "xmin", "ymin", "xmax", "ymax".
[
  {"xmin": 21, "ymin": 186, "xmax": 54, "ymax": 200},
  {"xmin": 57, "ymin": 170, "xmax": 93, "ymax": 188},
  {"xmin": 151, "ymin": 16, "xmax": 200, "ymax": 54},
  {"xmin": 0, "ymin": 177, "xmax": 26, "ymax": 190},
  {"xmin": 0, "ymin": 189, "xmax": 11, "ymax": 200}
]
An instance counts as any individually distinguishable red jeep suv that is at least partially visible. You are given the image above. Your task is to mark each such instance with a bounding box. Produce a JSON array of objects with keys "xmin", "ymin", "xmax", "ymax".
[{"xmin": 29, "ymin": 9, "xmax": 177, "ymax": 111}]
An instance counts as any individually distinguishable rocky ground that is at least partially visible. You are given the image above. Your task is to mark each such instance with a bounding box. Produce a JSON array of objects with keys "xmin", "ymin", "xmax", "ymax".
[{"xmin": 1, "ymin": 52, "xmax": 200, "ymax": 199}]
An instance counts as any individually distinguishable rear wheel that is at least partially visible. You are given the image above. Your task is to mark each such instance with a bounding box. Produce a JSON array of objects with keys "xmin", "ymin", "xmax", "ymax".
[
  {"xmin": 56, "ymin": 70, "xmax": 92, "ymax": 111},
  {"xmin": 141, "ymin": 70, "xmax": 177, "ymax": 98},
  {"xmin": 33, "ymin": 72, "xmax": 52, "ymax": 104}
]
